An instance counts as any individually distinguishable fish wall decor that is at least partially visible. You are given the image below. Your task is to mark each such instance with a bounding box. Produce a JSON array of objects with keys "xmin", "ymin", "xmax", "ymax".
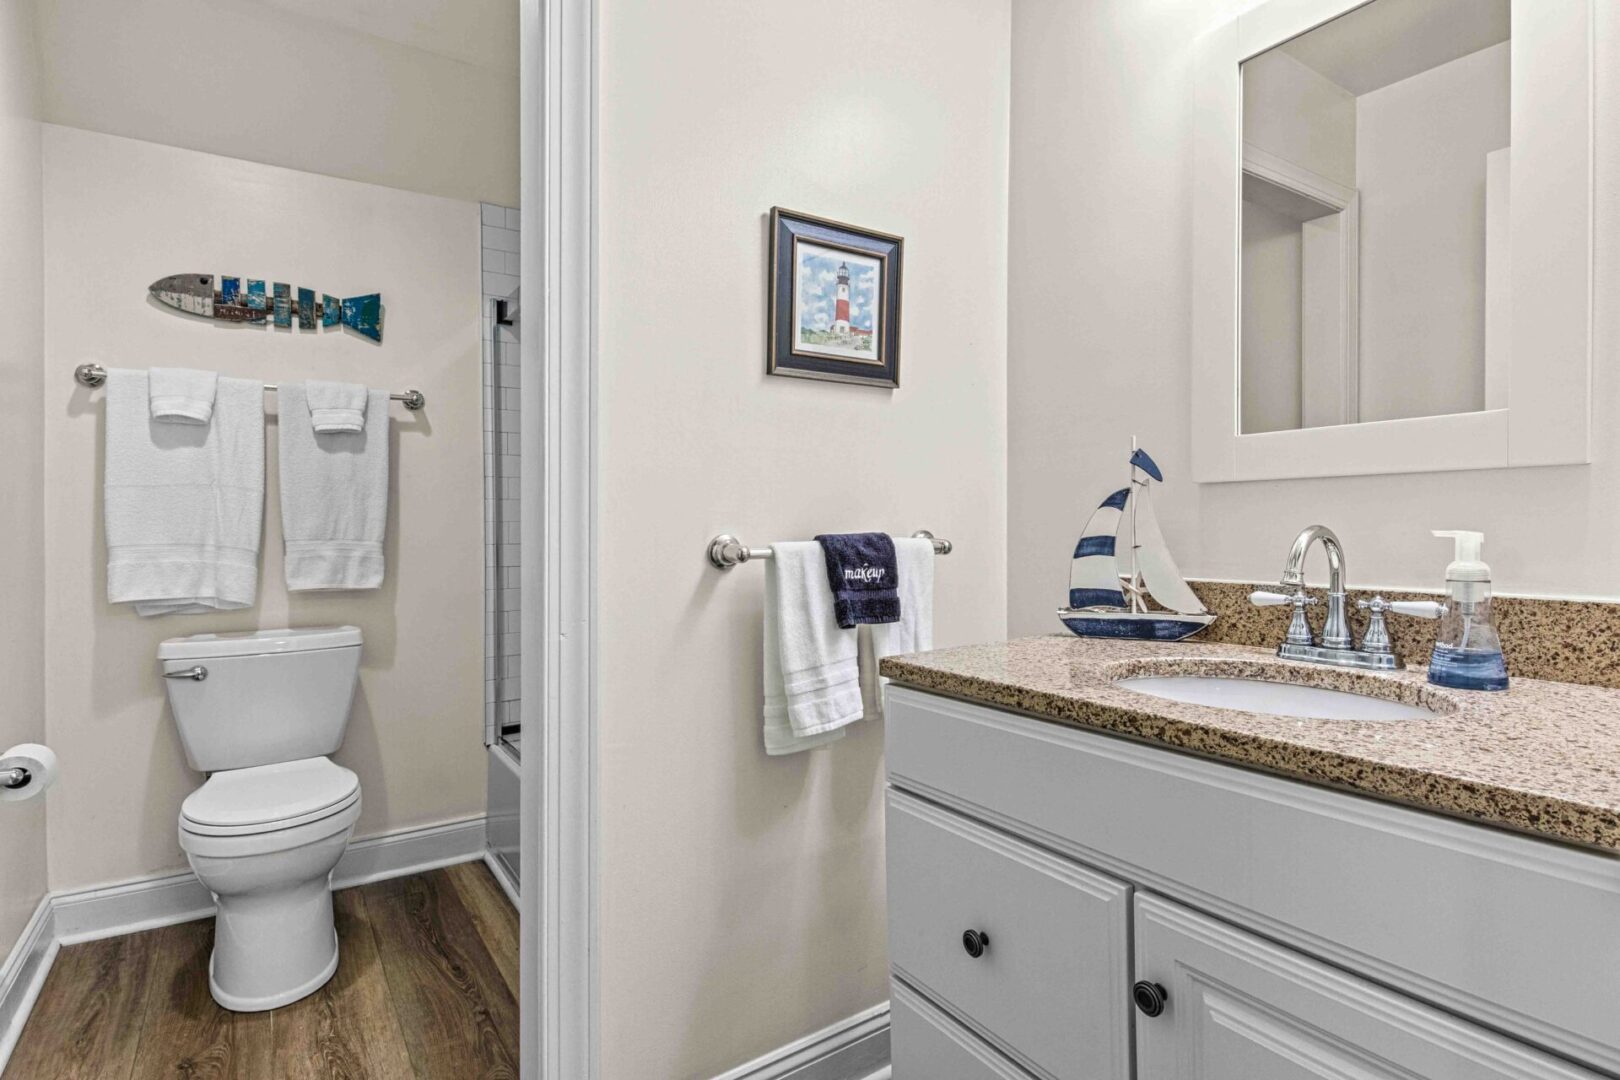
[{"xmin": 149, "ymin": 274, "xmax": 385, "ymax": 343}]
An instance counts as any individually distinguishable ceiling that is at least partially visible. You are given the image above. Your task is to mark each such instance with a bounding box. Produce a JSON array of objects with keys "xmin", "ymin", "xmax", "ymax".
[
  {"xmin": 1273, "ymin": 0, "xmax": 1510, "ymax": 97},
  {"xmin": 259, "ymin": 0, "xmax": 518, "ymax": 73}
]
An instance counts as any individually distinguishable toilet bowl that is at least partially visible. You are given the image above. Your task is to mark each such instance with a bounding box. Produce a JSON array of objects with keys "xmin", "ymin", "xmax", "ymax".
[
  {"xmin": 160, "ymin": 626, "xmax": 364, "ymax": 1012},
  {"xmin": 179, "ymin": 757, "xmax": 361, "ymax": 1011}
]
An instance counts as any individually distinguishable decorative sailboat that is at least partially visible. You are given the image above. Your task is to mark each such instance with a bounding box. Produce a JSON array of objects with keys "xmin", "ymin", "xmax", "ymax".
[{"xmin": 1058, "ymin": 441, "xmax": 1215, "ymax": 641}]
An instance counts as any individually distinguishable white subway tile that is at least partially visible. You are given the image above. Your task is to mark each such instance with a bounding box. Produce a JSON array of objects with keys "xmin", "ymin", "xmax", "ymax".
[{"xmin": 482, "ymin": 225, "xmax": 519, "ymax": 253}]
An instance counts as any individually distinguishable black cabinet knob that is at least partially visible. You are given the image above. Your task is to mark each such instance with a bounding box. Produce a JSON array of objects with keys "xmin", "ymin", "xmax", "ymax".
[
  {"xmin": 1132, "ymin": 980, "xmax": 1168, "ymax": 1017},
  {"xmin": 961, "ymin": 929, "xmax": 990, "ymax": 959}
]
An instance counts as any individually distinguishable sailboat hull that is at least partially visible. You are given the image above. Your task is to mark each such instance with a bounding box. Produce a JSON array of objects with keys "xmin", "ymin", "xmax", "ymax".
[{"xmin": 1057, "ymin": 608, "xmax": 1216, "ymax": 641}]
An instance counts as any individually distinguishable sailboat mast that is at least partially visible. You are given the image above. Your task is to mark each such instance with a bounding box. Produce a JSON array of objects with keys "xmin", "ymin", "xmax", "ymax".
[{"xmin": 1127, "ymin": 436, "xmax": 1144, "ymax": 613}]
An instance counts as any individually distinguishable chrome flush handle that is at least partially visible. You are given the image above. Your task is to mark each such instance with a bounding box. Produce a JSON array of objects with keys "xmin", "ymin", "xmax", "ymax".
[{"xmin": 162, "ymin": 665, "xmax": 208, "ymax": 682}]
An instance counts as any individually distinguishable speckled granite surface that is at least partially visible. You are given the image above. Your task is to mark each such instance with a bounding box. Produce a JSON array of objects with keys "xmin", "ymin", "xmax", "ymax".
[
  {"xmin": 1189, "ymin": 580, "xmax": 1620, "ymax": 690},
  {"xmin": 880, "ymin": 635, "xmax": 1620, "ymax": 852}
]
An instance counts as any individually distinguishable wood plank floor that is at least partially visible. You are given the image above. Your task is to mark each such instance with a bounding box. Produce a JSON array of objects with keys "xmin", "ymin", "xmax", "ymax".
[{"xmin": 6, "ymin": 863, "xmax": 517, "ymax": 1080}]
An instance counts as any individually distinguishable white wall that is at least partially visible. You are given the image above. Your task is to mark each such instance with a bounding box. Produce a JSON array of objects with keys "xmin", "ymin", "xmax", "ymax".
[
  {"xmin": 1356, "ymin": 41, "xmax": 1508, "ymax": 423},
  {"xmin": 1009, "ymin": 0, "xmax": 1620, "ymax": 634},
  {"xmin": 41, "ymin": 127, "xmax": 488, "ymax": 890},
  {"xmin": 0, "ymin": 0, "xmax": 48, "ymax": 957},
  {"xmin": 596, "ymin": 0, "xmax": 1011, "ymax": 1074},
  {"xmin": 34, "ymin": 0, "xmax": 518, "ymax": 206},
  {"xmin": 1243, "ymin": 48, "xmax": 1357, "ymax": 187}
]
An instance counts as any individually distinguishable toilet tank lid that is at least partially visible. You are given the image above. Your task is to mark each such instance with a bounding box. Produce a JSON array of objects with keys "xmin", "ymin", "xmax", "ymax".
[{"xmin": 159, "ymin": 625, "xmax": 363, "ymax": 661}]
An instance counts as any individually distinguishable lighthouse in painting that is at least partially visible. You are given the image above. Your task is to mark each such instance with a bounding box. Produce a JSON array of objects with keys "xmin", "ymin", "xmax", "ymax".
[{"xmin": 832, "ymin": 262, "xmax": 851, "ymax": 335}]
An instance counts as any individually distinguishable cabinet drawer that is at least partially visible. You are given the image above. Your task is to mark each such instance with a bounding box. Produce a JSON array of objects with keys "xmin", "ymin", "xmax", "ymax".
[
  {"xmin": 891, "ymin": 978, "xmax": 1036, "ymax": 1080},
  {"xmin": 1134, "ymin": 893, "xmax": 1606, "ymax": 1080},
  {"xmin": 886, "ymin": 790, "xmax": 1131, "ymax": 1080}
]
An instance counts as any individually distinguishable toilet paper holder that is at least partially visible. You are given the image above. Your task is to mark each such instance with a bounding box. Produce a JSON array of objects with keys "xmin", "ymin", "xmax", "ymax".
[{"xmin": 1, "ymin": 744, "xmax": 58, "ymax": 802}]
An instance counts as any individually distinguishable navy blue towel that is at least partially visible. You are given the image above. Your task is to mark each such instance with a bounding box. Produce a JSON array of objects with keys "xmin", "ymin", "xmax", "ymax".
[{"xmin": 814, "ymin": 532, "xmax": 900, "ymax": 629}]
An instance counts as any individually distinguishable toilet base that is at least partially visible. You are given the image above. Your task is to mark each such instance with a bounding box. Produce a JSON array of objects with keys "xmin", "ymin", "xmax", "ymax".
[
  {"xmin": 205, "ymin": 871, "xmax": 344, "ymax": 1011},
  {"xmin": 210, "ymin": 930, "xmax": 339, "ymax": 1012},
  {"xmin": 178, "ymin": 787, "xmax": 360, "ymax": 1013}
]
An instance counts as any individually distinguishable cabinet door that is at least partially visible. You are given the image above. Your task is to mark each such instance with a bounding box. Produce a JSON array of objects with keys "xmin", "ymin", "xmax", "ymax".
[
  {"xmin": 1134, "ymin": 894, "xmax": 1606, "ymax": 1079},
  {"xmin": 891, "ymin": 979, "xmax": 1037, "ymax": 1080},
  {"xmin": 887, "ymin": 790, "xmax": 1131, "ymax": 1080}
]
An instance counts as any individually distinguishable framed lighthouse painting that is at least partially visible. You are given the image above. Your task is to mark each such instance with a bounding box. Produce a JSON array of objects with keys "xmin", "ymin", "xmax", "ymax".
[{"xmin": 768, "ymin": 207, "xmax": 903, "ymax": 387}]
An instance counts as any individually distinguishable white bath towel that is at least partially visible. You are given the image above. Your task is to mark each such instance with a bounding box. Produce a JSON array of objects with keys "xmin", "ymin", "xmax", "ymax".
[
  {"xmin": 148, "ymin": 367, "xmax": 218, "ymax": 425},
  {"xmin": 763, "ymin": 542, "xmax": 863, "ymax": 755},
  {"xmin": 278, "ymin": 382, "xmax": 389, "ymax": 590},
  {"xmin": 862, "ymin": 536, "xmax": 935, "ymax": 719},
  {"xmin": 304, "ymin": 380, "xmax": 369, "ymax": 434},
  {"xmin": 105, "ymin": 368, "xmax": 263, "ymax": 615}
]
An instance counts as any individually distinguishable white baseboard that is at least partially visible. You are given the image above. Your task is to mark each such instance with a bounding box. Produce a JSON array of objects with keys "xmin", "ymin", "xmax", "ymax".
[
  {"xmin": 52, "ymin": 867, "xmax": 215, "ymax": 946},
  {"xmin": 0, "ymin": 894, "xmax": 58, "ymax": 1077},
  {"xmin": 52, "ymin": 814, "xmax": 487, "ymax": 946},
  {"xmin": 712, "ymin": 1002, "xmax": 891, "ymax": 1080},
  {"xmin": 334, "ymin": 815, "xmax": 489, "ymax": 891}
]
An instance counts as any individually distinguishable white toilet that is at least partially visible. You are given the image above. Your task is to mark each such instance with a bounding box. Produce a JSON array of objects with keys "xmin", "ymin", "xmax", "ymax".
[{"xmin": 159, "ymin": 626, "xmax": 364, "ymax": 1012}]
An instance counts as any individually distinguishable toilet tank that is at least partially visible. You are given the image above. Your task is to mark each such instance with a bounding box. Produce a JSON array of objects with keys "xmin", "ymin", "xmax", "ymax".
[{"xmin": 160, "ymin": 626, "xmax": 363, "ymax": 772}]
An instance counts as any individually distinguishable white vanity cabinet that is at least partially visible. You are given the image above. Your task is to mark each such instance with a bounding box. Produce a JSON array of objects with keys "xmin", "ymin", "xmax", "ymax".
[{"xmin": 884, "ymin": 686, "xmax": 1620, "ymax": 1079}]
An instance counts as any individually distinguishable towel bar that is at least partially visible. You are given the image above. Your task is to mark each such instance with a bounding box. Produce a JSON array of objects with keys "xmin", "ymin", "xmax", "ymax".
[
  {"xmin": 74, "ymin": 363, "xmax": 426, "ymax": 411},
  {"xmin": 708, "ymin": 531, "xmax": 952, "ymax": 570}
]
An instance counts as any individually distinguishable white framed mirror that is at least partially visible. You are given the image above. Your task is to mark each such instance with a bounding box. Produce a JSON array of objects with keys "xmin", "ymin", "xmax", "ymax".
[{"xmin": 1192, "ymin": 0, "xmax": 1592, "ymax": 482}]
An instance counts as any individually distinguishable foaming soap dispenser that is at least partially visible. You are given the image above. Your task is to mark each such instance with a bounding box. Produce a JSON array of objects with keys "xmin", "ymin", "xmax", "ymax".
[{"xmin": 1427, "ymin": 530, "xmax": 1508, "ymax": 691}]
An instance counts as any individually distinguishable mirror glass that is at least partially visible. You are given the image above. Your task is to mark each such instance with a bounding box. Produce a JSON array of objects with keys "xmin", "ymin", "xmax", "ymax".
[{"xmin": 1239, "ymin": 0, "xmax": 1510, "ymax": 434}]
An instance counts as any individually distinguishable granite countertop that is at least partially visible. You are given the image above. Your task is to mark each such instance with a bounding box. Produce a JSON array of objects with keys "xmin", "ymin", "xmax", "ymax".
[{"xmin": 879, "ymin": 635, "xmax": 1620, "ymax": 853}]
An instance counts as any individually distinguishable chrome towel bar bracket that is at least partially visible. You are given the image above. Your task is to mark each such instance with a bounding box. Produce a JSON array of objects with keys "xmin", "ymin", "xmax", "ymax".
[
  {"xmin": 74, "ymin": 363, "xmax": 426, "ymax": 411},
  {"xmin": 708, "ymin": 530, "xmax": 952, "ymax": 570}
]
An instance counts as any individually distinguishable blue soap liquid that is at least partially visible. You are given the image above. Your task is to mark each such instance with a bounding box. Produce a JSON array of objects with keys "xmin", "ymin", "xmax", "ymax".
[{"xmin": 1428, "ymin": 644, "xmax": 1508, "ymax": 691}]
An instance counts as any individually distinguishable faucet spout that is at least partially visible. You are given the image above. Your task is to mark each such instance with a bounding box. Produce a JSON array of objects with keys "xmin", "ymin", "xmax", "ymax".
[{"xmin": 1280, "ymin": 525, "xmax": 1352, "ymax": 649}]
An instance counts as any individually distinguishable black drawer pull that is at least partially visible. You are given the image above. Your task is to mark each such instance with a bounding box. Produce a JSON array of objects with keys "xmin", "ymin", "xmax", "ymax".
[
  {"xmin": 961, "ymin": 929, "xmax": 990, "ymax": 959},
  {"xmin": 1132, "ymin": 980, "xmax": 1168, "ymax": 1017}
]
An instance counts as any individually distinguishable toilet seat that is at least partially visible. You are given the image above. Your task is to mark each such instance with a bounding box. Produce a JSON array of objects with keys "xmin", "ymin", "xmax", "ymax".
[{"xmin": 181, "ymin": 757, "xmax": 360, "ymax": 837}]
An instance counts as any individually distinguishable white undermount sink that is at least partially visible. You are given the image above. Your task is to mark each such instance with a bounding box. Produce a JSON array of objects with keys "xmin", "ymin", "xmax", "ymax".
[{"xmin": 1115, "ymin": 674, "xmax": 1442, "ymax": 721}]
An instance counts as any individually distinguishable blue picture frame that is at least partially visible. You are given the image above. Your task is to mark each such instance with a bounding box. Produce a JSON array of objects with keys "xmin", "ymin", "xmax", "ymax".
[{"xmin": 768, "ymin": 207, "xmax": 903, "ymax": 388}]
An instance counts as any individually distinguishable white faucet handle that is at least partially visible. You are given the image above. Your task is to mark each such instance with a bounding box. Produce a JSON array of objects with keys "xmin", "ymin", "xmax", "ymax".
[
  {"xmin": 1388, "ymin": 600, "xmax": 1445, "ymax": 619},
  {"xmin": 1251, "ymin": 590, "xmax": 1315, "ymax": 607}
]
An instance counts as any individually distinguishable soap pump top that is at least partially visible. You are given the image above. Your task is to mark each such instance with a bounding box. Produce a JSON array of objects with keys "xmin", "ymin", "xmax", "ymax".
[
  {"xmin": 1426, "ymin": 529, "xmax": 1508, "ymax": 691},
  {"xmin": 1434, "ymin": 529, "xmax": 1489, "ymax": 599}
]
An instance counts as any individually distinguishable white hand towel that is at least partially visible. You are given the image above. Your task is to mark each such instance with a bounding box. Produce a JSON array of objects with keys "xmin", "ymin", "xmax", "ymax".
[
  {"xmin": 148, "ymin": 367, "xmax": 219, "ymax": 425},
  {"xmin": 105, "ymin": 368, "xmax": 263, "ymax": 615},
  {"xmin": 278, "ymin": 382, "xmax": 389, "ymax": 590},
  {"xmin": 863, "ymin": 536, "xmax": 935, "ymax": 718},
  {"xmin": 763, "ymin": 541, "xmax": 863, "ymax": 755},
  {"xmin": 305, "ymin": 380, "xmax": 369, "ymax": 434}
]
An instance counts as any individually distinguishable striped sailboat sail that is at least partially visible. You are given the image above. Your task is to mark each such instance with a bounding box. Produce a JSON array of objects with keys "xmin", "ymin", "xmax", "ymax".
[
  {"xmin": 1068, "ymin": 487, "xmax": 1131, "ymax": 609},
  {"xmin": 1131, "ymin": 485, "xmax": 1208, "ymax": 616}
]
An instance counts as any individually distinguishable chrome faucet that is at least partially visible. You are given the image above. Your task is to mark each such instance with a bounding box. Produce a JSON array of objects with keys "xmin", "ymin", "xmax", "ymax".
[
  {"xmin": 1250, "ymin": 525, "xmax": 1436, "ymax": 672},
  {"xmin": 1280, "ymin": 525, "xmax": 1353, "ymax": 649}
]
